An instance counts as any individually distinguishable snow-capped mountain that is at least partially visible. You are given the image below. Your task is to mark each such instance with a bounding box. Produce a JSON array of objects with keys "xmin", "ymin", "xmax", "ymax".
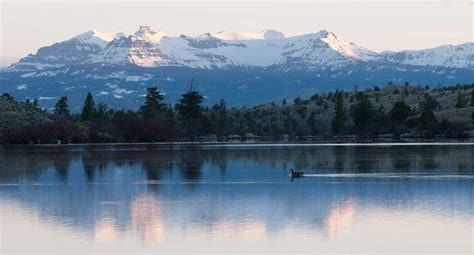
[
  {"xmin": 381, "ymin": 43, "xmax": 474, "ymax": 69},
  {"xmin": 6, "ymin": 26, "xmax": 381, "ymax": 71},
  {"xmin": 6, "ymin": 25, "xmax": 472, "ymax": 71},
  {"xmin": 10, "ymin": 31, "xmax": 120, "ymax": 71},
  {"xmin": 1, "ymin": 26, "xmax": 473, "ymax": 110}
]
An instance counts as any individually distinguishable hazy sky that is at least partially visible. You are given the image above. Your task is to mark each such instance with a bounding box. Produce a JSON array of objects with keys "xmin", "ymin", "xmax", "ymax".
[{"xmin": 0, "ymin": 0, "xmax": 473, "ymax": 66}]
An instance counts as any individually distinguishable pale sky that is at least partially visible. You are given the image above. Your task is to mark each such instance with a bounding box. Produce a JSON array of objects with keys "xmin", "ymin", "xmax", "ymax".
[{"xmin": 0, "ymin": 0, "xmax": 473, "ymax": 67}]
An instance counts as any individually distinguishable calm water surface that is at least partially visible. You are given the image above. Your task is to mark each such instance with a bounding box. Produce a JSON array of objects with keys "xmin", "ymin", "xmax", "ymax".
[{"xmin": 0, "ymin": 144, "xmax": 473, "ymax": 254}]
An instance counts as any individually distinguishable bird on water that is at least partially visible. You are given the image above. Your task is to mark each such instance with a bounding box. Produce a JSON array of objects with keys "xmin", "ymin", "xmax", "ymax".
[{"xmin": 290, "ymin": 169, "xmax": 305, "ymax": 178}]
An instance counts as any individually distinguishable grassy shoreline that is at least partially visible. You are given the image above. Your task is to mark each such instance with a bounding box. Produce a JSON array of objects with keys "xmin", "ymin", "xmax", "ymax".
[{"xmin": 3, "ymin": 140, "xmax": 474, "ymax": 147}]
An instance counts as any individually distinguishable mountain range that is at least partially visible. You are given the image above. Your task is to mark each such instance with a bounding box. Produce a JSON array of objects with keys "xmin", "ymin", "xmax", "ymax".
[{"xmin": 1, "ymin": 25, "xmax": 473, "ymax": 110}]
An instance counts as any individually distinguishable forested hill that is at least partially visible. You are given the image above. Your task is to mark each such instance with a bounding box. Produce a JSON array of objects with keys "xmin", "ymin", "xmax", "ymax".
[
  {"xmin": 0, "ymin": 95, "xmax": 49, "ymax": 140},
  {"xmin": 1, "ymin": 83, "xmax": 473, "ymax": 144}
]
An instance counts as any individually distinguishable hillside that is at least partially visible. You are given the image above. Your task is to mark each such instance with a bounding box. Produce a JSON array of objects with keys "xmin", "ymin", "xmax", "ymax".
[
  {"xmin": 0, "ymin": 94, "xmax": 50, "ymax": 139},
  {"xmin": 238, "ymin": 83, "xmax": 474, "ymax": 136}
]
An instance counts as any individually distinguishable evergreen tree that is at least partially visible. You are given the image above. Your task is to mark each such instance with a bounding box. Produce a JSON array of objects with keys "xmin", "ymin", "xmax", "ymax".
[
  {"xmin": 175, "ymin": 88, "xmax": 205, "ymax": 138},
  {"xmin": 418, "ymin": 95, "xmax": 438, "ymax": 135},
  {"xmin": 471, "ymin": 90, "xmax": 474, "ymax": 107},
  {"xmin": 351, "ymin": 92, "xmax": 374, "ymax": 134},
  {"xmin": 95, "ymin": 102, "xmax": 109, "ymax": 123},
  {"xmin": 212, "ymin": 99, "xmax": 228, "ymax": 135},
  {"xmin": 81, "ymin": 92, "xmax": 96, "ymax": 121},
  {"xmin": 1, "ymin": 93, "xmax": 13, "ymax": 100},
  {"xmin": 54, "ymin": 96, "xmax": 69, "ymax": 116},
  {"xmin": 420, "ymin": 94, "xmax": 438, "ymax": 112},
  {"xmin": 455, "ymin": 92, "xmax": 466, "ymax": 108},
  {"xmin": 389, "ymin": 101, "xmax": 411, "ymax": 123},
  {"xmin": 139, "ymin": 87, "xmax": 166, "ymax": 118},
  {"xmin": 176, "ymin": 90, "xmax": 204, "ymax": 120},
  {"xmin": 419, "ymin": 109, "xmax": 437, "ymax": 131},
  {"xmin": 331, "ymin": 92, "xmax": 345, "ymax": 134}
]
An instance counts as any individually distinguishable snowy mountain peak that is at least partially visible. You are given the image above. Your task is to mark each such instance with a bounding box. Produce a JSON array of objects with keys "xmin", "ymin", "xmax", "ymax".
[
  {"xmin": 133, "ymin": 25, "xmax": 167, "ymax": 43},
  {"xmin": 381, "ymin": 42, "xmax": 474, "ymax": 69},
  {"xmin": 72, "ymin": 30, "xmax": 118, "ymax": 47},
  {"xmin": 316, "ymin": 30, "xmax": 378, "ymax": 61},
  {"xmin": 6, "ymin": 27, "xmax": 473, "ymax": 72}
]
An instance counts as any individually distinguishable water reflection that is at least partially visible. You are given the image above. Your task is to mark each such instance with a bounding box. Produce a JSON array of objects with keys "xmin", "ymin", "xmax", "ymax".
[
  {"xmin": 0, "ymin": 144, "xmax": 472, "ymax": 253},
  {"xmin": 324, "ymin": 198, "xmax": 356, "ymax": 237},
  {"xmin": 131, "ymin": 195, "xmax": 164, "ymax": 244}
]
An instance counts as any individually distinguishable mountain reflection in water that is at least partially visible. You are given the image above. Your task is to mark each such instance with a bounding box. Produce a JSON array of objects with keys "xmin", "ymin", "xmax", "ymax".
[{"xmin": 0, "ymin": 144, "xmax": 472, "ymax": 253}]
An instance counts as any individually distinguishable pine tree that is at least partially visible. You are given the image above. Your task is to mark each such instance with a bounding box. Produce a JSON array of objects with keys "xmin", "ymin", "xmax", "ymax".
[
  {"xmin": 455, "ymin": 92, "xmax": 466, "ymax": 108},
  {"xmin": 175, "ymin": 87, "xmax": 205, "ymax": 138},
  {"xmin": 54, "ymin": 96, "xmax": 69, "ymax": 116},
  {"xmin": 95, "ymin": 102, "xmax": 109, "ymax": 123},
  {"xmin": 139, "ymin": 87, "xmax": 166, "ymax": 118},
  {"xmin": 176, "ymin": 90, "xmax": 204, "ymax": 120},
  {"xmin": 390, "ymin": 101, "xmax": 411, "ymax": 123},
  {"xmin": 420, "ymin": 94, "xmax": 438, "ymax": 112},
  {"xmin": 81, "ymin": 92, "xmax": 96, "ymax": 121},
  {"xmin": 213, "ymin": 99, "xmax": 228, "ymax": 135},
  {"xmin": 351, "ymin": 92, "xmax": 374, "ymax": 134},
  {"xmin": 471, "ymin": 90, "xmax": 474, "ymax": 107},
  {"xmin": 331, "ymin": 92, "xmax": 345, "ymax": 134}
]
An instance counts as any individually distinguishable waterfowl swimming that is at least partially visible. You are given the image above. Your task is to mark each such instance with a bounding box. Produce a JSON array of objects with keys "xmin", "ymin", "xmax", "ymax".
[{"xmin": 290, "ymin": 169, "xmax": 305, "ymax": 178}]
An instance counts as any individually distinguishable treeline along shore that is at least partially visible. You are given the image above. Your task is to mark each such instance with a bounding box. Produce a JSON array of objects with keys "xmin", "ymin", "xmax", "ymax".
[{"xmin": 1, "ymin": 82, "xmax": 473, "ymax": 144}]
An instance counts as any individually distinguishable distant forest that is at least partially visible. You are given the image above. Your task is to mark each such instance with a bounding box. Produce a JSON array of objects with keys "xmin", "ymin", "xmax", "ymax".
[{"xmin": 1, "ymin": 82, "xmax": 473, "ymax": 144}]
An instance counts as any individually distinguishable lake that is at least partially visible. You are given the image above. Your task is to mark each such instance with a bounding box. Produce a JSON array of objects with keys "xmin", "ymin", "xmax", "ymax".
[{"xmin": 0, "ymin": 144, "xmax": 472, "ymax": 254}]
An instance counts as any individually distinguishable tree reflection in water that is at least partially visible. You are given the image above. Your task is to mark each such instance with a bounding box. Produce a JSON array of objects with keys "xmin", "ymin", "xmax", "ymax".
[{"xmin": 0, "ymin": 144, "xmax": 472, "ymax": 247}]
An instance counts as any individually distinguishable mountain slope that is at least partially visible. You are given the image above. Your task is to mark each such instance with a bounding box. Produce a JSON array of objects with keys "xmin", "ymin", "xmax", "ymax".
[
  {"xmin": 9, "ymin": 31, "xmax": 119, "ymax": 72},
  {"xmin": 7, "ymin": 26, "xmax": 380, "ymax": 71},
  {"xmin": 381, "ymin": 43, "xmax": 474, "ymax": 69},
  {"xmin": 1, "ymin": 26, "xmax": 473, "ymax": 110}
]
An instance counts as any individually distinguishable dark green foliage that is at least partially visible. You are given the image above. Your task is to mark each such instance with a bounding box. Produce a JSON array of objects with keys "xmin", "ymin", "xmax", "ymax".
[
  {"xmin": 390, "ymin": 101, "xmax": 411, "ymax": 123},
  {"xmin": 210, "ymin": 99, "xmax": 228, "ymax": 135},
  {"xmin": 54, "ymin": 96, "xmax": 69, "ymax": 116},
  {"xmin": 455, "ymin": 92, "xmax": 466, "ymax": 108},
  {"xmin": 310, "ymin": 94, "xmax": 320, "ymax": 101},
  {"xmin": 418, "ymin": 109, "xmax": 437, "ymax": 132},
  {"xmin": 139, "ymin": 87, "xmax": 166, "ymax": 118},
  {"xmin": 471, "ymin": 90, "xmax": 474, "ymax": 106},
  {"xmin": 420, "ymin": 94, "xmax": 438, "ymax": 112},
  {"xmin": 81, "ymin": 92, "xmax": 96, "ymax": 121},
  {"xmin": 439, "ymin": 119, "xmax": 468, "ymax": 139},
  {"xmin": 331, "ymin": 92, "xmax": 345, "ymax": 134},
  {"xmin": 2, "ymin": 93, "xmax": 13, "ymax": 100},
  {"xmin": 417, "ymin": 93, "xmax": 439, "ymax": 135},
  {"xmin": 176, "ymin": 90, "xmax": 204, "ymax": 120},
  {"xmin": 293, "ymin": 97, "xmax": 302, "ymax": 105},
  {"xmin": 175, "ymin": 90, "xmax": 205, "ymax": 138},
  {"xmin": 1, "ymin": 83, "xmax": 473, "ymax": 144},
  {"xmin": 351, "ymin": 92, "xmax": 374, "ymax": 134}
]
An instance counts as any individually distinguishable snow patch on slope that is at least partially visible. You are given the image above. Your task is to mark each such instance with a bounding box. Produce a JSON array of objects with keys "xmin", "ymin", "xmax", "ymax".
[
  {"xmin": 381, "ymin": 43, "xmax": 474, "ymax": 69},
  {"xmin": 72, "ymin": 30, "xmax": 119, "ymax": 47}
]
